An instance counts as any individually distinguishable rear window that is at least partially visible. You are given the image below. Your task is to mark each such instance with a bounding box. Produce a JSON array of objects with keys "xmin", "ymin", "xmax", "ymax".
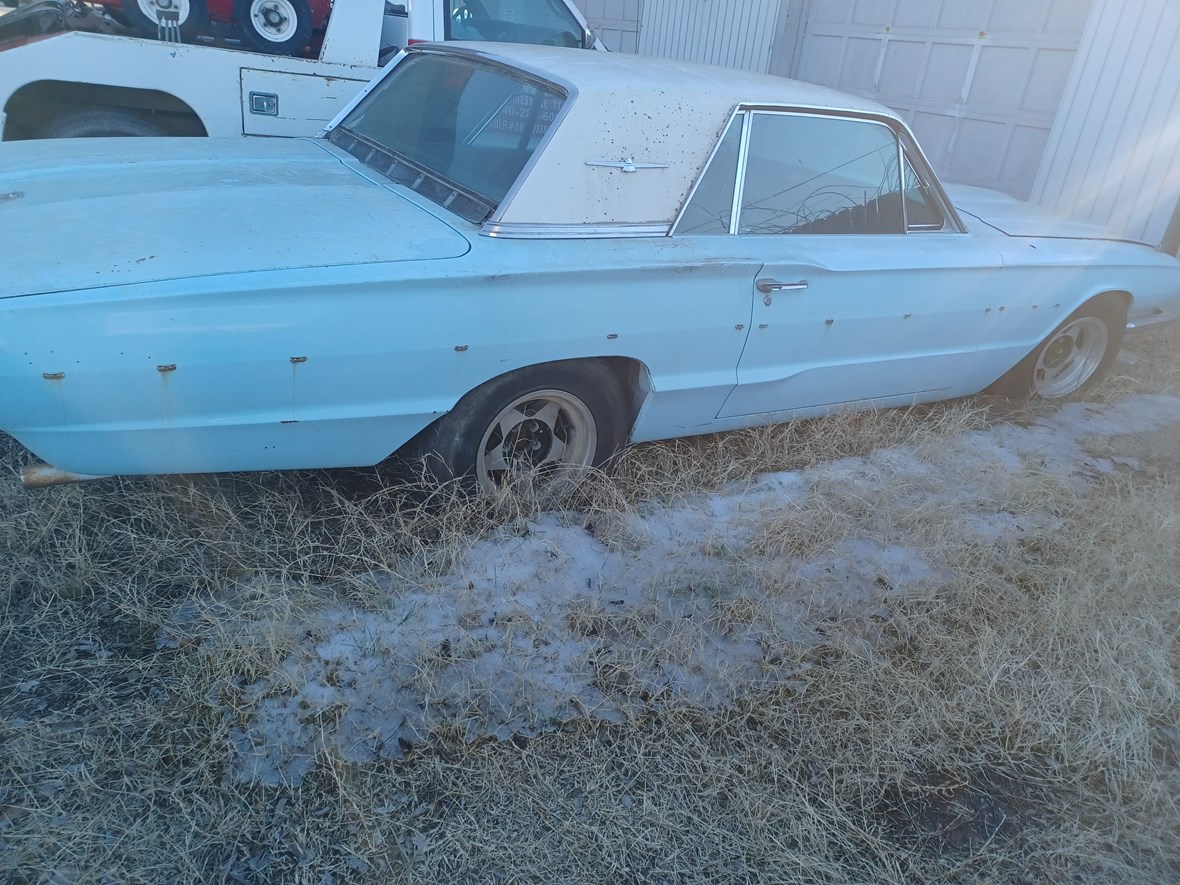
[{"xmin": 327, "ymin": 52, "xmax": 566, "ymax": 223}]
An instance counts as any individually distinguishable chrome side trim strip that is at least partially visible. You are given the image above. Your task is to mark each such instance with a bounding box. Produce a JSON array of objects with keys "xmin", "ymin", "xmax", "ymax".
[{"xmin": 481, "ymin": 222, "xmax": 670, "ymax": 239}]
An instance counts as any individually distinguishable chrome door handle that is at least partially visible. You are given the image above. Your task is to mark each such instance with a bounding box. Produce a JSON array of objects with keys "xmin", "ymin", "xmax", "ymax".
[{"xmin": 756, "ymin": 278, "xmax": 809, "ymax": 294}]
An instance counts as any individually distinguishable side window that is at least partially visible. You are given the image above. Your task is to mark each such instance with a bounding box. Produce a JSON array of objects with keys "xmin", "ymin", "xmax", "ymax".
[
  {"xmin": 739, "ymin": 113, "xmax": 903, "ymax": 235},
  {"xmin": 446, "ymin": 0, "xmax": 584, "ymax": 48},
  {"xmin": 903, "ymin": 154, "xmax": 944, "ymax": 229},
  {"xmin": 676, "ymin": 115, "xmax": 744, "ymax": 235}
]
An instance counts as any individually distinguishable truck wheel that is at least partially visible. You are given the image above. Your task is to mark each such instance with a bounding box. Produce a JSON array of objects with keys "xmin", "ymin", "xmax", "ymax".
[
  {"xmin": 118, "ymin": 0, "xmax": 209, "ymax": 41},
  {"xmin": 234, "ymin": 0, "xmax": 314, "ymax": 55},
  {"xmin": 41, "ymin": 109, "xmax": 167, "ymax": 138}
]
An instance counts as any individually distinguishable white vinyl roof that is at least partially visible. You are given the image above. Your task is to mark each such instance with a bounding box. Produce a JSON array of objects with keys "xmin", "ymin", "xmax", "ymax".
[{"xmin": 423, "ymin": 43, "xmax": 903, "ymax": 230}]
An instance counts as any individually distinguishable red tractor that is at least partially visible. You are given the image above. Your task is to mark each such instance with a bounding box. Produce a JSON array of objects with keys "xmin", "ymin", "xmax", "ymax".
[{"xmin": 100, "ymin": 0, "xmax": 333, "ymax": 54}]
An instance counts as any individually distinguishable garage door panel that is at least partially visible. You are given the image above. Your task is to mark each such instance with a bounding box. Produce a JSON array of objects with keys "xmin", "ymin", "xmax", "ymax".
[
  {"xmin": 948, "ymin": 119, "xmax": 1008, "ymax": 179},
  {"xmin": 989, "ymin": 0, "xmax": 1052, "ymax": 33},
  {"xmin": 793, "ymin": 0, "xmax": 1091, "ymax": 199},
  {"xmin": 937, "ymin": 3, "xmax": 989, "ymax": 30},
  {"xmin": 841, "ymin": 37, "xmax": 882, "ymax": 90},
  {"xmin": 923, "ymin": 43, "xmax": 973, "ymax": 100},
  {"xmin": 798, "ymin": 34, "xmax": 845, "ymax": 83},
  {"xmin": 1045, "ymin": 0, "xmax": 1091, "ymax": 33},
  {"xmin": 853, "ymin": 0, "xmax": 894, "ymax": 26},
  {"xmin": 879, "ymin": 40, "xmax": 926, "ymax": 94},
  {"xmin": 1024, "ymin": 48, "xmax": 1076, "ymax": 111},
  {"xmin": 894, "ymin": 0, "xmax": 939, "ymax": 28},
  {"xmin": 911, "ymin": 111, "xmax": 956, "ymax": 165},
  {"xmin": 1000, "ymin": 125, "xmax": 1051, "ymax": 185},
  {"xmin": 577, "ymin": 0, "xmax": 640, "ymax": 53},
  {"xmin": 969, "ymin": 46, "xmax": 1032, "ymax": 106},
  {"xmin": 814, "ymin": 1, "xmax": 854, "ymax": 24}
]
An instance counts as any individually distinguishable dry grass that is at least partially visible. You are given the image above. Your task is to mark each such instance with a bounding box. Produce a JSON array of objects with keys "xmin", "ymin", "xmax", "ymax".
[{"xmin": 2, "ymin": 325, "xmax": 1178, "ymax": 883}]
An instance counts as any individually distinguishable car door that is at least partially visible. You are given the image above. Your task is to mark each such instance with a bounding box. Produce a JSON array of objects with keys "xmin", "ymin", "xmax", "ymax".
[{"xmin": 678, "ymin": 110, "xmax": 1005, "ymax": 419}]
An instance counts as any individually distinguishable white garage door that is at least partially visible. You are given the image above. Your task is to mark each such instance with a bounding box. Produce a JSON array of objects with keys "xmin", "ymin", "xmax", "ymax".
[
  {"xmin": 577, "ymin": 0, "xmax": 642, "ymax": 53},
  {"xmin": 793, "ymin": 0, "xmax": 1092, "ymax": 198}
]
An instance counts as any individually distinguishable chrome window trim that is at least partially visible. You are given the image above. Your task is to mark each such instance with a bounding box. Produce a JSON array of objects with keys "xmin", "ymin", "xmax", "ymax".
[
  {"xmin": 670, "ymin": 108, "xmax": 746, "ymax": 236},
  {"xmin": 897, "ymin": 130, "xmax": 964, "ymax": 233},
  {"xmin": 736, "ymin": 109, "xmax": 903, "ymax": 236},
  {"xmin": 672, "ymin": 102, "xmax": 969, "ymax": 238},
  {"xmin": 730, "ymin": 112, "xmax": 752, "ymax": 235},
  {"xmin": 674, "ymin": 104, "xmax": 966, "ymax": 238},
  {"xmin": 481, "ymin": 222, "xmax": 670, "ymax": 239},
  {"xmin": 898, "ymin": 137, "xmax": 909, "ymax": 231}
]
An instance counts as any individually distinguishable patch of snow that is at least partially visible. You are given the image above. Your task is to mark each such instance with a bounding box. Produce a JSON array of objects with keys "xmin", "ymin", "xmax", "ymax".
[{"xmin": 188, "ymin": 394, "xmax": 1180, "ymax": 784}]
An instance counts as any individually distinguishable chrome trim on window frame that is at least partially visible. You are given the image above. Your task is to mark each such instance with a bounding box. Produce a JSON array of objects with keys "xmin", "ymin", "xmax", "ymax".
[
  {"xmin": 672, "ymin": 102, "xmax": 968, "ymax": 237},
  {"xmin": 729, "ymin": 112, "xmax": 752, "ymax": 235},
  {"xmin": 896, "ymin": 128, "xmax": 963, "ymax": 233},
  {"xmin": 669, "ymin": 108, "xmax": 746, "ymax": 237}
]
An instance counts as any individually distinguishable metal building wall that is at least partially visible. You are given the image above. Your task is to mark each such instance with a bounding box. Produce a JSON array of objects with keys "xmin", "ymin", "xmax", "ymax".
[
  {"xmin": 638, "ymin": 0, "xmax": 782, "ymax": 72},
  {"xmin": 576, "ymin": 0, "xmax": 642, "ymax": 53},
  {"xmin": 1032, "ymin": 0, "xmax": 1180, "ymax": 248}
]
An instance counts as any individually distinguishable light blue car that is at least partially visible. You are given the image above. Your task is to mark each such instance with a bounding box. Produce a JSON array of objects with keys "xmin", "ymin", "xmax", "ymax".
[{"xmin": 3, "ymin": 42, "xmax": 1179, "ymax": 489}]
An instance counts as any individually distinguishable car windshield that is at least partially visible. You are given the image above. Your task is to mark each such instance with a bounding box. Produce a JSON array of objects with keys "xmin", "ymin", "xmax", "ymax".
[
  {"xmin": 327, "ymin": 52, "xmax": 566, "ymax": 224},
  {"xmin": 446, "ymin": 0, "xmax": 587, "ymax": 48}
]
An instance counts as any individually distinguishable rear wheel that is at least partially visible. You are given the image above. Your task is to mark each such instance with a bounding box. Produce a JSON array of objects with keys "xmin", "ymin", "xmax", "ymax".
[
  {"xmin": 991, "ymin": 294, "xmax": 1127, "ymax": 400},
  {"xmin": 416, "ymin": 362, "xmax": 631, "ymax": 493},
  {"xmin": 234, "ymin": 0, "xmax": 314, "ymax": 55},
  {"xmin": 40, "ymin": 108, "xmax": 167, "ymax": 138},
  {"xmin": 118, "ymin": 0, "xmax": 208, "ymax": 40}
]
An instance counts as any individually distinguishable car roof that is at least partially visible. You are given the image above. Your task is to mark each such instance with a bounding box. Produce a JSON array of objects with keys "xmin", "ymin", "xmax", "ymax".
[
  {"xmin": 453, "ymin": 42, "xmax": 895, "ymax": 118},
  {"xmin": 410, "ymin": 43, "xmax": 906, "ymax": 234}
]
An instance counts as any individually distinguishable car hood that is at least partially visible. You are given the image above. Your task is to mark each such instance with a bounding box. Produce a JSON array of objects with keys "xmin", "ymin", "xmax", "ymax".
[
  {"xmin": 0, "ymin": 137, "xmax": 471, "ymax": 298},
  {"xmin": 945, "ymin": 184, "xmax": 1141, "ymax": 243}
]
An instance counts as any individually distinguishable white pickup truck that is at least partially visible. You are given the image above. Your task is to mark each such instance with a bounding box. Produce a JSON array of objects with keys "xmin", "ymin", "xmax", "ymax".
[{"xmin": 0, "ymin": 0, "xmax": 601, "ymax": 139}]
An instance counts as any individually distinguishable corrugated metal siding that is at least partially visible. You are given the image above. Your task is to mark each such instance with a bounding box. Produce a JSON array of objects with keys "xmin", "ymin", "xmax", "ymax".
[
  {"xmin": 576, "ymin": 0, "xmax": 642, "ymax": 54},
  {"xmin": 1032, "ymin": 0, "xmax": 1180, "ymax": 246},
  {"xmin": 792, "ymin": 0, "xmax": 1092, "ymax": 199},
  {"xmin": 639, "ymin": 0, "xmax": 782, "ymax": 72}
]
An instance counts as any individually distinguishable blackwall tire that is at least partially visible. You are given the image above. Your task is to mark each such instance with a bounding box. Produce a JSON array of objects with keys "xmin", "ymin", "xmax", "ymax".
[
  {"xmin": 40, "ymin": 108, "xmax": 168, "ymax": 138},
  {"xmin": 118, "ymin": 0, "xmax": 208, "ymax": 40},
  {"xmin": 989, "ymin": 294, "xmax": 1127, "ymax": 400},
  {"xmin": 418, "ymin": 362, "xmax": 631, "ymax": 494},
  {"xmin": 233, "ymin": 0, "xmax": 314, "ymax": 55}
]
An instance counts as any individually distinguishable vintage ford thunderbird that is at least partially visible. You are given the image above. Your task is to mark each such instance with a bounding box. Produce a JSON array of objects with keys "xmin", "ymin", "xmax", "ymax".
[{"xmin": 2, "ymin": 43, "xmax": 1179, "ymax": 489}]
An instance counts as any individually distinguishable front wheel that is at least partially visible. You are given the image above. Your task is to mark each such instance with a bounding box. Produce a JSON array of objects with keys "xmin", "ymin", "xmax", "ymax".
[
  {"xmin": 991, "ymin": 294, "xmax": 1127, "ymax": 400},
  {"xmin": 118, "ymin": 0, "xmax": 208, "ymax": 41},
  {"xmin": 234, "ymin": 0, "xmax": 314, "ymax": 55},
  {"xmin": 416, "ymin": 362, "xmax": 631, "ymax": 494}
]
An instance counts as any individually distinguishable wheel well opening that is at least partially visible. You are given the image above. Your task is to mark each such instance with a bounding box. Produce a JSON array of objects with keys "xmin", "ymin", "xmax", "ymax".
[
  {"xmin": 3, "ymin": 80, "xmax": 207, "ymax": 140},
  {"xmin": 593, "ymin": 356, "xmax": 651, "ymax": 428},
  {"xmin": 1101, "ymin": 289, "xmax": 1133, "ymax": 309}
]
